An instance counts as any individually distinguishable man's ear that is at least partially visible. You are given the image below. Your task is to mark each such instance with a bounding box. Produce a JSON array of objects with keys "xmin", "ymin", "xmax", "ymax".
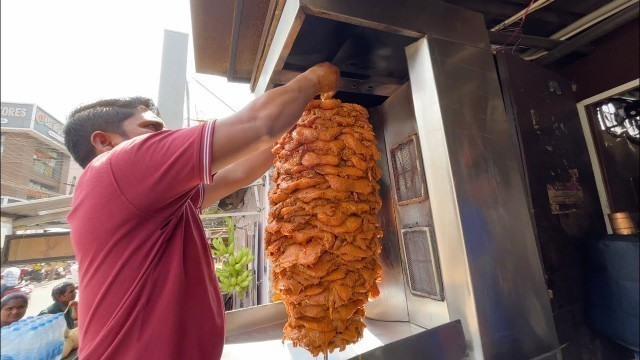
[{"xmin": 90, "ymin": 131, "xmax": 119, "ymax": 155}]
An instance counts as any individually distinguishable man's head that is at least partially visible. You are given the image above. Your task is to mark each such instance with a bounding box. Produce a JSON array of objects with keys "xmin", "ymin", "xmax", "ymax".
[
  {"xmin": 1, "ymin": 293, "xmax": 28, "ymax": 326},
  {"xmin": 64, "ymin": 97, "xmax": 165, "ymax": 168},
  {"xmin": 51, "ymin": 282, "xmax": 76, "ymax": 306}
]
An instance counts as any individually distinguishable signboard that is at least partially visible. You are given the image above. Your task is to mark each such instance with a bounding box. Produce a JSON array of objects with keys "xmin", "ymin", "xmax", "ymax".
[
  {"xmin": 33, "ymin": 107, "xmax": 65, "ymax": 147},
  {"xmin": 2, "ymin": 232, "xmax": 74, "ymax": 265},
  {"xmin": 0, "ymin": 102, "xmax": 34, "ymax": 129}
]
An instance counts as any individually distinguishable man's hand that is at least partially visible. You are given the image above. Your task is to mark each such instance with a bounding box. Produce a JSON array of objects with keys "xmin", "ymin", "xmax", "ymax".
[
  {"xmin": 65, "ymin": 300, "xmax": 78, "ymax": 315},
  {"xmin": 305, "ymin": 62, "xmax": 340, "ymax": 98}
]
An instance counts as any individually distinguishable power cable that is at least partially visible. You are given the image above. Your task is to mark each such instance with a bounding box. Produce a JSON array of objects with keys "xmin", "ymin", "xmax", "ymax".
[{"xmin": 191, "ymin": 77, "xmax": 237, "ymax": 113}]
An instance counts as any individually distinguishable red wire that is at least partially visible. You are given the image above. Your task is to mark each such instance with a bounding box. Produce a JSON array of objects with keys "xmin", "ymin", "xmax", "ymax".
[{"xmin": 495, "ymin": 0, "xmax": 536, "ymax": 53}]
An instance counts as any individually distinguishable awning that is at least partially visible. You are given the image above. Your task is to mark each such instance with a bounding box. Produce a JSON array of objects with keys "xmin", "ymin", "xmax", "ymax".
[
  {"xmin": 0, "ymin": 195, "xmax": 72, "ymax": 229},
  {"xmin": 190, "ymin": 0, "xmax": 275, "ymax": 83}
]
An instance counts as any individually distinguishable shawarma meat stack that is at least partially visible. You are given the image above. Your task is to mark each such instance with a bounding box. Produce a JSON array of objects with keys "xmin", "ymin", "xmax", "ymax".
[{"xmin": 266, "ymin": 98, "xmax": 383, "ymax": 356}]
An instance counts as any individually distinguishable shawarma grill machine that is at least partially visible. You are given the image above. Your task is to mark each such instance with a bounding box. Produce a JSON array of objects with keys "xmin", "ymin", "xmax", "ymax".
[{"xmin": 215, "ymin": 0, "xmax": 561, "ymax": 358}]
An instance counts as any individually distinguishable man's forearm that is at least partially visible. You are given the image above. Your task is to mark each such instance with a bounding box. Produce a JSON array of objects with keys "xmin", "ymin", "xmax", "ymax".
[
  {"xmin": 230, "ymin": 146, "xmax": 276, "ymax": 188},
  {"xmin": 246, "ymin": 71, "xmax": 319, "ymax": 142},
  {"xmin": 201, "ymin": 146, "xmax": 276, "ymax": 208}
]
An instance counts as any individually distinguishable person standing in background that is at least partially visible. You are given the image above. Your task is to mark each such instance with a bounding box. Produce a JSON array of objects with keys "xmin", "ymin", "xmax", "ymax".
[
  {"xmin": 38, "ymin": 281, "xmax": 76, "ymax": 329},
  {"xmin": 1, "ymin": 266, "xmax": 21, "ymax": 297},
  {"xmin": 1, "ymin": 293, "xmax": 29, "ymax": 328}
]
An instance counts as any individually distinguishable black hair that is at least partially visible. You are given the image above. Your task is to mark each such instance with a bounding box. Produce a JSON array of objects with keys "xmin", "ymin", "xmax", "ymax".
[
  {"xmin": 63, "ymin": 97, "xmax": 160, "ymax": 168},
  {"xmin": 1, "ymin": 293, "xmax": 28, "ymax": 309},
  {"xmin": 51, "ymin": 282, "xmax": 75, "ymax": 301}
]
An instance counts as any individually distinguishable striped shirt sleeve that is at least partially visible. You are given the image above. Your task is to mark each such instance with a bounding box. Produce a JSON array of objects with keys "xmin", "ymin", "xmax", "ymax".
[{"xmin": 202, "ymin": 120, "xmax": 216, "ymax": 185}]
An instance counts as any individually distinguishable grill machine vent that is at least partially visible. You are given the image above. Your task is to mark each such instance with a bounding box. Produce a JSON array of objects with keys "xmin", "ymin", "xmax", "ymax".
[
  {"xmin": 401, "ymin": 227, "xmax": 444, "ymax": 300},
  {"xmin": 390, "ymin": 135, "xmax": 427, "ymax": 205}
]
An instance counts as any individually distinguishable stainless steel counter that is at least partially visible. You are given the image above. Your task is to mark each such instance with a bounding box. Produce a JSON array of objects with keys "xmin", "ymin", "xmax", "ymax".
[{"xmin": 223, "ymin": 318, "xmax": 425, "ymax": 359}]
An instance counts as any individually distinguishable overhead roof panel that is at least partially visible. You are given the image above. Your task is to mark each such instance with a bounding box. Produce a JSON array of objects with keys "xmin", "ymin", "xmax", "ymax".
[
  {"xmin": 0, "ymin": 195, "xmax": 72, "ymax": 218},
  {"xmin": 190, "ymin": 0, "xmax": 272, "ymax": 82}
]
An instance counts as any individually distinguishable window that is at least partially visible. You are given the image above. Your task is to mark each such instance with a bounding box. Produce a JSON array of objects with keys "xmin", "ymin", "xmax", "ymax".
[
  {"xmin": 33, "ymin": 148, "xmax": 62, "ymax": 180},
  {"xmin": 27, "ymin": 180, "xmax": 57, "ymax": 199}
]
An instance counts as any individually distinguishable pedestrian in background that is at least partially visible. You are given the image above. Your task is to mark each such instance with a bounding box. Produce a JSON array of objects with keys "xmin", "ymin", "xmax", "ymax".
[
  {"xmin": 1, "ymin": 293, "xmax": 28, "ymax": 328},
  {"xmin": 1, "ymin": 266, "xmax": 21, "ymax": 297},
  {"xmin": 38, "ymin": 281, "xmax": 76, "ymax": 329}
]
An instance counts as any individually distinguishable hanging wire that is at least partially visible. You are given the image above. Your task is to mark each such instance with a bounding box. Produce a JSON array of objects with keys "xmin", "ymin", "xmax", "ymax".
[
  {"xmin": 493, "ymin": 0, "xmax": 537, "ymax": 54},
  {"xmin": 191, "ymin": 77, "xmax": 237, "ymax": 113}
]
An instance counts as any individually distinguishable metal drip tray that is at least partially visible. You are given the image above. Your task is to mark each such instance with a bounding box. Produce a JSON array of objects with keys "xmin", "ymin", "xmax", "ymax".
[{"xmin": 223, "ymin": 317, "xmax": 466, "ymax": 360}]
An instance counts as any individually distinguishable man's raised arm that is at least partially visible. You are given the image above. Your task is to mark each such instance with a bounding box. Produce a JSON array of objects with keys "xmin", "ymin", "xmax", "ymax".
[{"xmin": 209, "ymin": 62, "xmax": 339, "ymax": 174}]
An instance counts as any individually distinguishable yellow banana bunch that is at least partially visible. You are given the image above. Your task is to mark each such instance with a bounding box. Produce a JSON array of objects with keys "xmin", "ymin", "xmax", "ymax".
[
  {"xmin": 210, "ymin": 237, "xmax": 228, "ymax": 258},
  {"xmin": 214, "ymin": 241, "xmax": 255, "ymax": 299}
]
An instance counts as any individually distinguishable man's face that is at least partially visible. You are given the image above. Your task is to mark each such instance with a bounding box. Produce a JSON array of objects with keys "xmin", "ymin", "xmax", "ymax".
[
  {"xmin": 57, "ymin": 285, "xmax": 77, "ymax": 305},
  {"xmin": 120, "ymin": 108, "xmax": 166, "ymax": 140},
  {"xmin": 92, "ymin": 108, "xmax": 166, "ymax": 157},
  {"xmin": 1, "ymin": 298, "xmax": 27, "ymax": 325}
]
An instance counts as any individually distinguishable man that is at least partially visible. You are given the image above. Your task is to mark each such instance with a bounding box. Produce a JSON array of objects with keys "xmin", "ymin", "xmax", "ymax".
[
  {"xmin": 1, "ymin": 267, "xmax": 21, "ymax": 287},
  {"xmin": 69, "ymin": 262, "xmax": 79, "ymax": 286},
  {"xmin": 1, "ymin": 266, "xmax": 21, "ymax": 297},
  {"xmin": 64, "ymin": 63, "xmax": 339, "ymax": 359},
  {"xmin": 39, "ymin": 281, "xmax": 76, "ymax": 329}
]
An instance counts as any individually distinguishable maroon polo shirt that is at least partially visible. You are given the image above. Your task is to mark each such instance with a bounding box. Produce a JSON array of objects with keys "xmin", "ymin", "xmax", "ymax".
[{"xmin": 67, "ymin": 121, "xmax": 224, "ymax": 359}]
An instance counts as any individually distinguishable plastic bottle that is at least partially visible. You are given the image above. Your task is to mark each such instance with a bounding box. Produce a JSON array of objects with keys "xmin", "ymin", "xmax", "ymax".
[
  {"xmin": 3, "ymin": 327, "xmax": 22, "ymax": 359},
  {"xmin": 36, "ymin": 323, "xmax": 48, "ymax": 359},
  {"xmin": 42, "ymin": 319, "xmax": 55, "ymax": 360},
  {"xmin": 53, "ymin": 314, "xmax": 64, "ymax": 334},
  {"xmin": 1, "ymin": 326, "xmax": 19, "ymax": 356},
  {"xmin": 55, "ymin": 313, "xmax": 66, "ymax": 337},
  {"xmin": 50, "ymin": 317, "xmax": 65, "ymax": 360},
  {"xmin": 10, "ymin": 325, "xmax": 37, "ymax": 360},
  {"xmin": 34, "ymin": 323, "xmax": 45, "ymax": 360},
  {"xmin": 51, "ymin": 314, "xmax": 66, "ymax": 360}
]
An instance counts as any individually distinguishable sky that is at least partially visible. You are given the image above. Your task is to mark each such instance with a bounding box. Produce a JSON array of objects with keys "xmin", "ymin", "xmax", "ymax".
[{"xmin": 1, "ymin": 0, "xmax": 254, "ymax": 124}]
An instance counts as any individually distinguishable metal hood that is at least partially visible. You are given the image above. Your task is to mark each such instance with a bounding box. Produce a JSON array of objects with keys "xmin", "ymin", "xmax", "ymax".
[{"xmin": 190, "ymin": 0, "xmax": 273, "ymax": 82}]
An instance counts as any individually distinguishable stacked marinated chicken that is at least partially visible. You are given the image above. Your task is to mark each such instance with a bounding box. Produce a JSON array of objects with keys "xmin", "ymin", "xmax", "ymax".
[{"xmin": 266, "ymin": 99, "xmax": 383, "ymax": 356}]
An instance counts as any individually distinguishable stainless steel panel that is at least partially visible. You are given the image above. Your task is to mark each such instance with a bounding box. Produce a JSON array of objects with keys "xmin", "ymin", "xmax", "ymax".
[
  {"xmin": 254, "ymin": 0, "xmax": 490, "ymax": 94},
  {"xmin": 272, "ymin": 70, "xmax": 404, "ymax": 97},
  {"xmin": 363, "ymin": 106, "xmax": 409, "ymax": 322},
  {"xmin": 380, "ymin": 83, "xmax": 450, "ymax": 330},
  {"xmin": 225, "ymin": 301, "xmax": 287, "ymax": 337},
  {"xmin": 406, "ymin": 37, "xmax": 559, "ymax": 359},
  {"xmin": 254, "ymin": 0, "xmax": 305, "ymax": 95},
  {"xmin": 300, "ymin": 0, "xmax": 489, "ymax": 48},
  {"xmin": 354, "ymin": 320, "xmax": 467, "ymax": 360},
  {"xmin": 224, "ymin": 314, "xmax": 445, "ymax": 359}
]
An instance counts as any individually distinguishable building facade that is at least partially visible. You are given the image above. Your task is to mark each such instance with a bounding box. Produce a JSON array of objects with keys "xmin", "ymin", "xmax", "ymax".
[{"xmin": 1, "ymin": 102, "xmax": 74, "ymax": 200}]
